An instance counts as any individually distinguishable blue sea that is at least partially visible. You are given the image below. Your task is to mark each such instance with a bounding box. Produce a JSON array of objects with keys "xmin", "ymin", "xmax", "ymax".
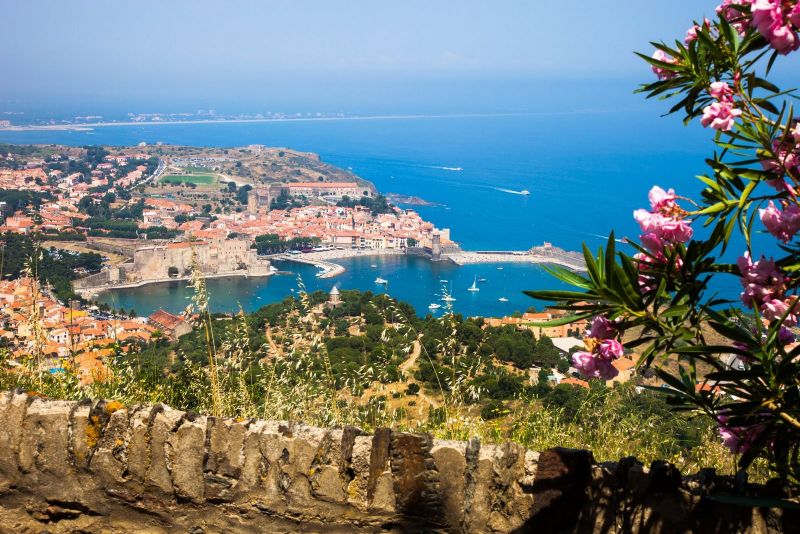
[{"xmin": 0, "ymin": 110, "xmax": 752, "ymax": 317}]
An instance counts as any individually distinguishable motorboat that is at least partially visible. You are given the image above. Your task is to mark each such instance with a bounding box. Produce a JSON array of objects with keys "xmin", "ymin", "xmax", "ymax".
[
  {"xmin": 498, "ymin": 297, "xmax": 509, "ymax": 302},
  {"xmin": 428, "ymin": 303, "xmax": 442, "ymax": 310},
  {"xmin": 441, "ymin": 295, "xmax": 456, "ymax": 302},
  {"xmin": 520, "ymin": 189, "xmax": 530, "ymax": 195},
  {"xmin": 375, "ymin": 277, "xmax": 388, "ymax": 285},
  {"xmin": 478, "ymin": 278, "xmax": 487, "ymax": 283}
]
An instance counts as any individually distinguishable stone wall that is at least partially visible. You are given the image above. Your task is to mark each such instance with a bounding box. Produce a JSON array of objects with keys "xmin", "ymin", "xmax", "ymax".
[{"xmin": 0, "ymin": 391, "xmax": 796, "ymax": 533}]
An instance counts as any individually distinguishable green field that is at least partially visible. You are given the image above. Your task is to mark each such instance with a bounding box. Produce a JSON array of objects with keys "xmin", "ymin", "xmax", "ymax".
[{"xmin": 160, "ymin": 173, "xmax": 217, "ymax": 185}]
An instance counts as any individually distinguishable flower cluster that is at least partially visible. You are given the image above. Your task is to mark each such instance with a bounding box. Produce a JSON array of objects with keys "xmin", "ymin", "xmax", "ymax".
[
  {"xmin": 717, "ymin": 0, "xmax": 754, "ymax": 35},
  {"xmin": 737, "ymin": 252, "xmax": 798, "ymax": 325},
  {"xmin": 761, "ymin": 123, "xmax": 800, "ymax": 195},
  {"xmin": 685, "ymin": 18, "xmax": 712, "ymax": 44},
  {"xmin": 759, "ymin": 200, "xmax": 800, "ymax": 242},
  {"xmin": 572, "ymin": 316, "xmax": 623, "ymax": 381},
  {"xmin": 716, "ymin": 413, "xmax": 767, "ymax": 454},
  {"xmin": 701, "ymin": 81, "xmax": 741, "ymax": 132},
  {"xmin": 651, "ymin": 50, "xmax": 678, "ymax": 80},
  {"xmin": 752, "ymin": 0, "xmax": 800, "ymax": 54},
  {"xmin": 633, "ymin": 186, "xmax": 693, "ymax": 291}
]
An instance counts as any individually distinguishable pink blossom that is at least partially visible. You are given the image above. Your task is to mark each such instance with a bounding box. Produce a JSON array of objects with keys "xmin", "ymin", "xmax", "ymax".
[
  {"xmin": 634, "ymin": 210, "xmax": 694, "ymax": 244},
  {"xmin": 685, "ymin": 19, "xmax": 712, "ymax": 44},
  {"xmin": 651, "ymin": 50, "xmax": 678, "ymax": 80},
  {"xmin": 572, "ymin": 351, "xmax": 619, "ymax": 381},
  {"xmin": 639, "ymin": 232, "xmax": 666, "ymax": 254},
  {"xmin": 779, "ymin": 326, "xmax": 796, "ymax": 345},
  {"xmin": 792, "ymin": 123, "xmax": 800, "ymax": 143},
  {"xmin": 709, "ymin": 81, "xmax": 734, "ymax": 101},
  {"xmin": 751, "ymin": 0, "xmax": 800, "ymax": 54},
  {"xmin": 737, "ymin": 252, "xmax": 787, "ymax": 308},
  {"xmin": 588, "ymin": 316, "xmax": 616, "ymax": 339},
  {"xmin": 717, "ymin": 414, "xmax": 765, "ymax": 454},
  {"xmin": 717, "ymin": 0, "xmax": 754, "ymax": 34},
  {"xmin": 792, "ymin": 3, "xmax": 800, "ymax": 28},
  {"xmin": 759, "ymin": 201, "xmax": 800, "ymax": 242},
  {"xmin": 701, "ymin": 101, "xmax": 742, "ymax": 131},
  {"xmin": 761, "ymin": 296, "xmax": 799, "ymax": 325},
  {"xmin": 597, "ymin": 339, "xmax": 624, "ymax": 360},
  {"xmin": 648, "ymin": 185, "xmax": 677, "ymax": 212}
]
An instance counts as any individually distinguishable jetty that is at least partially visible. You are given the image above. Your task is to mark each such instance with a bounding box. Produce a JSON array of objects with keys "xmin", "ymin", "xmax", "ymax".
[{"xmin": 443, "ymin": 243, "xmax": 586, "ymax": 272}]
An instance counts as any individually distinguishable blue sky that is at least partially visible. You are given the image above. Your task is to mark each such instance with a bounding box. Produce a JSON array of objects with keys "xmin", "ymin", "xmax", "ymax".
[{"xmin": 0, "ymin": 0, "xmax": 792, "ymax": 114}]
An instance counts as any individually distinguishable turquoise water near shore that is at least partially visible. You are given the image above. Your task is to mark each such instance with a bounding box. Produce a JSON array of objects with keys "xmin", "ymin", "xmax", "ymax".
[
  {"xmin": 93, "ymin": 255, "xmax": 571, "ymax": 317},
  {"xmin": 0, "ymin": 111, "xmax": 756, "ymax": 316}
]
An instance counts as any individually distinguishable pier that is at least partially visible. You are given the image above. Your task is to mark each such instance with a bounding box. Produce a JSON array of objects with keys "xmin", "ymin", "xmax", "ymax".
[{"xmin": 443, "ymin": 244, "xmax": 586, "ymax": 272}]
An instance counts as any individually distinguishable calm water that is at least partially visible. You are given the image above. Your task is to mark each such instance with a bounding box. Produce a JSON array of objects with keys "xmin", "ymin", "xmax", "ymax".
[{"xmin": 0, "ymin": 111, "xmax": 754, "ymax": 316}]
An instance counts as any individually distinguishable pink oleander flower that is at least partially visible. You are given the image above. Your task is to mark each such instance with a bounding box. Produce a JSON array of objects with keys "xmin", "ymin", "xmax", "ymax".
[
  {"xmin": 651, "ymin": 50, "xmax": 678, "ymax": 80},
  {"xmin": 751, "ymin": 0, "xmax": 800, "ymax": 54},
  {"xmin": 792, "ymin": 122, "xmax": 800, "ymax": 143},
  {"xmin": 761, "ymin": 296, "xmax": 799, "ymax": 325},
  {"xmin": 792, "ymin": 3, "xmax": 800, "ymax": 27},
  {"xmin": 701, "ymin": 100, "xmax": 742, "ymax": 131},
  {"xmin": 597, "ymin": 339, "xmax": 624, "ymax": 360},
  {"xmin": 648, "ymin": 185, "xmax": 677, "ymax": 212},
  {"xmin": 634, "ymin": 210, "xmax": 694, "ymax": 244},
  {"xmin": 737, "ymin": 252, "xmax": 787, "ymax": 308},
  {"xmin": 759, "ymin": 201, "xmax": 800, "ymax": 243},
  {"xmin": 717, "ymin": 0, "xmax": 754, "ymax": 34},
  {"xmin": 572, "ymin": 351, "xmax": 619, "ymax": 381},
  {"xmin": 779, "ymin": 325, "xmax": 796, "ymax": 345},
  {"xmin": 717, "ymin": 414, "xmax": 766, "ymax": 454},
  {"xmin": 588, "ymin": 316, "xmax": 616, "ymax": 339},
  {"xmin": 685, "ymin": 19, "xmax": 712, "ymax": 44},
  {"xmin": 709, "ymin": 81, "xmax": 734, "ymax": 101}
]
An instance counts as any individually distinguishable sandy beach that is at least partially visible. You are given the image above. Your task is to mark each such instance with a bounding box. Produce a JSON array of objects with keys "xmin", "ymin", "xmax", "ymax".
[{"xmin": 272, "ymin": 249, "xmax": 404, "ymax": 278}]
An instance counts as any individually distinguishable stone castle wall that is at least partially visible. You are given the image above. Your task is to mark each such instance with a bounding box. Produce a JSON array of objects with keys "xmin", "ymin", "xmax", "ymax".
[{"xmin": 0, "ymin": 391, "xmax": 795, "ymax": 533}]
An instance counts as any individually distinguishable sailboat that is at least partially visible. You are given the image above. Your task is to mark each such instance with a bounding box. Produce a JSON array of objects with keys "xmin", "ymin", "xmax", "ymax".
[
  {"xmin": 467, "ymin": 275, "xmax": 479, "ymax": 292},
  {"xmin": 441, "ymin": 281, "xmax": 456, "ymax": 302}
]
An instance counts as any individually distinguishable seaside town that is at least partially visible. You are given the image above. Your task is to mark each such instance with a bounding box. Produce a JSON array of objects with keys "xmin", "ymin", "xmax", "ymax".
[{"xmin": 0, "ymin": 142, "xmax": 636, "ymax": 391}]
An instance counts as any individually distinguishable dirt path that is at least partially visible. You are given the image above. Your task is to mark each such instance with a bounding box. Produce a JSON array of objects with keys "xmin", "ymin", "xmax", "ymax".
[{"xmin": 265, "ymin": 326, "xmax": 283, "ymax": 357}]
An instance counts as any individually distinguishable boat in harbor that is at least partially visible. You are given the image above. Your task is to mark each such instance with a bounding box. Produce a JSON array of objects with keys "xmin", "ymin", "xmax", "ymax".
[
  {"xmin": 478, "ymin": 278, "xmax": 487, "ymax": 283},
  {"xmin": 375, "ymin": 277, "xmax": 388, "ymax": 285},
  {"xmin": 428, "ymin": 303, "xmax": 442, "ymax": 310},
  {"xmin": 370, "ymin": 264, "xmax": 377, "ymax": 268},
  {"xmin": 439, "ymin": 279, "xmax": 448, "ymax": 283},
  {"xmin": 441, "ymin": 295, "xmax": 456, "ymax": 302},
  {"xmin": 520, "ymin": 189, "xmax": 530, "ymax": 195},
  {"xmin": 498, "ymin": 297, "xmax": 509, "ymax": 302},
  {"xmin": 497, "ymin": 266, "xmax": 504, "ymax": 270},
  {"xmin": 467, "ymin": 275, "xmax": 479, "ymax": 292}
]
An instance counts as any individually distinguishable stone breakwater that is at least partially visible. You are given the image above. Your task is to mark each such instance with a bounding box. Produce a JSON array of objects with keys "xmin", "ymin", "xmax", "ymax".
[{"xmin": 0, "ymin": 392, "xmax": 796, "ymax": 533}]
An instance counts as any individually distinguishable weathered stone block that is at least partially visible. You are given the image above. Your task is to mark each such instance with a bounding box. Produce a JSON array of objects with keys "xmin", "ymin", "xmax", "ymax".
[
  {"xmin": 431, "ymin": 439, "xmax": 467, "ymax": 529},
  {"xmin": 18, "ymin": 398, "xmax": 75, "ymax": 477},
  {"xmin": 145, "ymin": 404, "xmax": 184, "ymax": 495},
  {"xmin": 167, "ymin": 415, "xmax": 207, "ymax": 502},
  {"xmin": 0, "ymin": 391, "xmax": 27, "ymax": 486}
]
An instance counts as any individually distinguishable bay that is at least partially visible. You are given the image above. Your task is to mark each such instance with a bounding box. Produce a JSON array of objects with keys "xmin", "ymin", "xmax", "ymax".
[{"xmin": 1, "ymin": 111, "xmax": 750, "ymax": 316}]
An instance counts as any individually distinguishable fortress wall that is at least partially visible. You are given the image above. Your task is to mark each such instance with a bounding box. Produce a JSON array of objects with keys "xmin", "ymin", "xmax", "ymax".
[{"xmin": 0, "ymin": 391, "xmax": 795, "ymax": 533}]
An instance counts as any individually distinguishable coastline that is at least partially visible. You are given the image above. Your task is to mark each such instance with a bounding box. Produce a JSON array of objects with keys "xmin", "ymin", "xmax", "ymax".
[
  {"xmin": 77, "ymin": 270, "xmax": 273, "ymax": 296},
  {"xmin": 0, "ymin": 110, "xmax": 622, "ymax": 133},
  {"xmin": 271, "ymin": 249, "xmax": 405, "ymax": 279}
]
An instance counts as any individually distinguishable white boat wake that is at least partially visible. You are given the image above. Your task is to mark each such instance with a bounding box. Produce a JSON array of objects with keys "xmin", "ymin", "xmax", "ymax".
[
  {"xmin": 493, "ymin": 187, "xmax": 530, "ymax": 196},
  {"xmin": 433, "ymin": 166, "xmax": 463, "ymax": 171}
]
